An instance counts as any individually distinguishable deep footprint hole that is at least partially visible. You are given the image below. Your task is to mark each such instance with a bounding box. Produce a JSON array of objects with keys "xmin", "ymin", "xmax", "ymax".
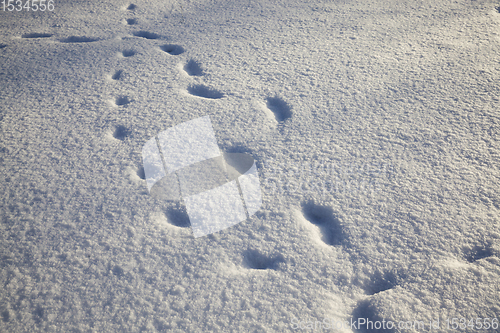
[
  {"xmin": 22, "ymin": 33, "xmax": 53, "ymax": 38},
  {"xmin": 127, "ymin": 3, "xmax": 136, "ymax": 10},
  {"xmin": 126, "ymin": 18, "xmax": 137, "ymax": 25},
  {"xmin": 187, "ymin": 85, "xmax": 224, "ymax": 99},
  {"xmin": 464, "ymin": 245, "xmax": 495, "ymax": 263},
  {"xmin": 60, "ymin": 36, "xmax": 99, "ymax": 43},
  {"xmin": 112, "ymin": 265, "xmax": 124, "ymax": 277},
  {"xmin": 365, "ymin": 269, "xmax": 402, "ymax": 295},
  {"xmin": 133, "ymin": 31, "xmax": 160, "ymax": 39},
  {"xmin": 266, "ymin": 97, "xmax": 292, "ymax": 122},
  {"xmin": 113, "ymin": 125, "xmax": 130, "ymax": 140},
  {"xmin": 244, "ymin": 249, "xmax": 285, "ymax": 270},
  {"xmin": 351, "ymin": 300, "xmax": 394, "ymax": 333},
  {"xmin": 60, "ymin": 36, "xmax": 98, "ymax": 43},
  {"xmin": 184, "ymin": 59, "xmax": 203, "ymax": 76},
  {"xmin": 164, "ymin": 204, "xmax": 190, "ymax": 228},
  {"xmin": 115, "ymin": 96, "xmax": 131, "ymax": 106},
  {"xmin": 1, "ymin": 310, "xmax": 9, "ymax": 323},
  {"xmin": 302, "ymin": 202, "xmax": 345, "ymax": 246},
  {"xmin": 222, "ymin": 143, "xmax": 252, "ymax": 154},
  {"xmin": 0, "ymin": 44, "xmax": 6, "ymax": 49},
  {"xmin": 112, "ymin": 70, "xmax": 123, "ymax": 80},
  {"xmin": 160, "ymin": 44, "xmax": 184, "ymax": 55},
  {"xmin": 122, "ymin": 49, "xmax": 136, "ymax": 57},
  {"xmin": 33, "ymin": 306, "xmax": 44, "ymax": 324},
  {"xmin": 137, "ymin": 166, "xmax": 146, "ymax": 180}
]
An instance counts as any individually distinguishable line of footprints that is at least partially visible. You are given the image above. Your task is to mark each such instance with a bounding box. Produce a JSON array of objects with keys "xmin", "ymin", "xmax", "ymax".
[
  {"xmin": 111, "ymin": 6, "xmax": 500, "ymax": 328},
  {"xmin": 5, "ymin": 2, "xmax": 495, "ymax": 274},
  {"xmin": 5, "ymin": 3, "xmax": 294, "ymax": 234},
  {"xmin": 3, "ymin": 5, "xmax": 294, "ymax": 124},
  {"xmin": 6, "ymin": 3, "xmax": 500, "ymax": 327},
  {"xmin": 10, "ymin": 3, "xmax": 494, "ymax": 271}
]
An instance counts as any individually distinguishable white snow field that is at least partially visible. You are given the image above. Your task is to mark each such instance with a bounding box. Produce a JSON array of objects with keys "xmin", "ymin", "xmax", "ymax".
[{"xmin": 1, "ymin": 0, "xmax": 500, "ymax": 332}]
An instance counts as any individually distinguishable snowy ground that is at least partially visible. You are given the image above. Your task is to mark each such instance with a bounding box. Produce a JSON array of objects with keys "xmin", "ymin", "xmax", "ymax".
[{"xmin": 1, "ymin": 0, "xmax": 500, "ymax": 332}]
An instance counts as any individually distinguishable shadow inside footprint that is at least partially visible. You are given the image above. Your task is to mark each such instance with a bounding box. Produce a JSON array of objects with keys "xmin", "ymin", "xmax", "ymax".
[
  {"xmin": 33, "ymin": 307, "xmax": 44, "ymax": 324},
  {"xmin": 187, "ymin": 85, "xmax": 224, "ymax": 99},
  {"xmin": 112, "ymin": 70, "xmax": 123, "ymax": 80},
  {"xmin": 184, "ymin": 59, "xmax": 203, "ymax": 76},
  {"xmin": 112, "ymin": 265, "xmax": 124, "ymax": 277},
  {"xmin": 266, "ymin": 97, "xmax": 292, "ymax": 122},
  {"xmin": 2, "ymin": 310, "xmax": 10, "ymax": 323},
  {"xmin": 164, "ymin": 204, "xmax": 190, "ymax": 228},
  {"xmin": 160, "ymin": 44, "xmax": 184, "ymax": 55},
  {"xmin": 60, "ymin": 36, "xmax": 99, "ymax": 43},
  {"xmin": 115, "ymin": 96, "xmax": 131, "ymax": 106},
  {"xmin": 302, "ymin": 202, "xmax": 345, "ymax": 246},
  {"xmin": 133, "ymin": 31, "xmax": 160, "ymax": 39},
  {"xmin": 122, "ymin": 50, "xmax": 136, "ymax": 57},
  {"xmin": 222, "ymin": 143, "xmax": 252, "ymax": 154},
  {"xmin": 244, "ymin": 249, "xmax": 285, "ymax": 270},
  {"xmin": 126, "ymin": 18, "xmax": 137, "ymax": 25},
  {"xmin": 127, "ymin": 3, "xmax": 136, "ymax": 10},
  {"xmin": 365, "ymin": 269, "xmax": 402, "ymax": 295},
  {"xmin": 0, "ymin": 44, "xmax": 6, "ymax": 49},
  {"xmin": 464, "ymin": 245, "xmax": 494, "ymax": 263},
  {"xmin": 351, "ymin": 300, "xmax": 394, "ymax": 333},
  {"xmin": 137, "ymin": 166, "xmax": 146, "ymax": 180},
  {"xmin": 113, "ymin": 125, "xmax": 130, "ymax": 140},
  {"xmin": 22, "ymin": 33, "xmax": 52, "ymax": 38}
]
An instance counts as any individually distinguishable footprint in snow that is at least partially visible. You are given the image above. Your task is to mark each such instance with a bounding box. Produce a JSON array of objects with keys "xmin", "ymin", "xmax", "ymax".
[
  {"xmin": 111, "ymin": 70, "xmax": 124, "ymax": 80},
  {"xmin": 133, "ymin": 31, "xmax": 160, "ymax": 40},
  {"xmin": 187, "ymin": 84, "xmax": 224, "ymax": 99},
  {"xmin": 163, "ymin": 203, "xmax": 191, "ymax": 228},
  {"xmin": 300, "ymin": 202, "xmax": 346, "ymax": 246},
  {"xmin": 121, "ymin": 49, "xmax": 136, "ymax": 57},
  {"xmin": 364, "ymin": 269, "xmax": 403, "ymax": 295},
  {"xmin": 2, "ymin": 309, "xmax": 10, "ymax": 323},
  {"xmin": 125, "ymin": 18, "xmax": 137, "ymax": 25},
  {"xmin": 464, "ymin": 244, "xmax": 496, "ymax": 263},
  {"xmin": 265, "ymin": 97, "xmax": 292, "ymax": 122},
  {"xmin": 243, "ymin": 249, "xmax": 285, "ymax": 270},
  {"xmin": 114, "ymin": 96, "xmax": 131, "ymax": 106},
  {"xmin": 112, "ymin": 125, "xmax": 130, "ymax": 140},
  {"xmin": 22, "ymin": 33, "xmax": 52, "ymax": 39},
  {"xmin": 60, "ymin": 36, "xmax": 99, "ymax": 43},
  {"xmin": 160, "ymin": 44, "xmax": 185, "ymax": 55},
  {"xmin": 137, "ymin": 166, "xmax": 146, "ymax": 180},
  {"xmin": 183, "ymin": 59, "xmax": 203, "ymax": 76},
  {"xmin": 351, "ymin": 300, "xmax": 386, "ymax": 333}
]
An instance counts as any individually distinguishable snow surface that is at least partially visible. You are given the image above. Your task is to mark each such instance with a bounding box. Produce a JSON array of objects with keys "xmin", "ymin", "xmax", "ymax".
[{"xmin": 1, "ymin": 0, "xmax": 500, "ymax": 332}]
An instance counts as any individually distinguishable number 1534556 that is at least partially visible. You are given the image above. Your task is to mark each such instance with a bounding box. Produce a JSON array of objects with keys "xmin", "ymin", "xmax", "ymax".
[{"xmin": 2, "ymin": 0, "xmax": 54, "ymax": 11}]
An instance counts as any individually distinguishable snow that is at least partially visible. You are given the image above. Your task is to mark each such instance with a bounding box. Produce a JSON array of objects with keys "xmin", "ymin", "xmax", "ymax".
[{"xmin": 1, "ymin": 0, "xmax": 499, "ymax": 332}]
